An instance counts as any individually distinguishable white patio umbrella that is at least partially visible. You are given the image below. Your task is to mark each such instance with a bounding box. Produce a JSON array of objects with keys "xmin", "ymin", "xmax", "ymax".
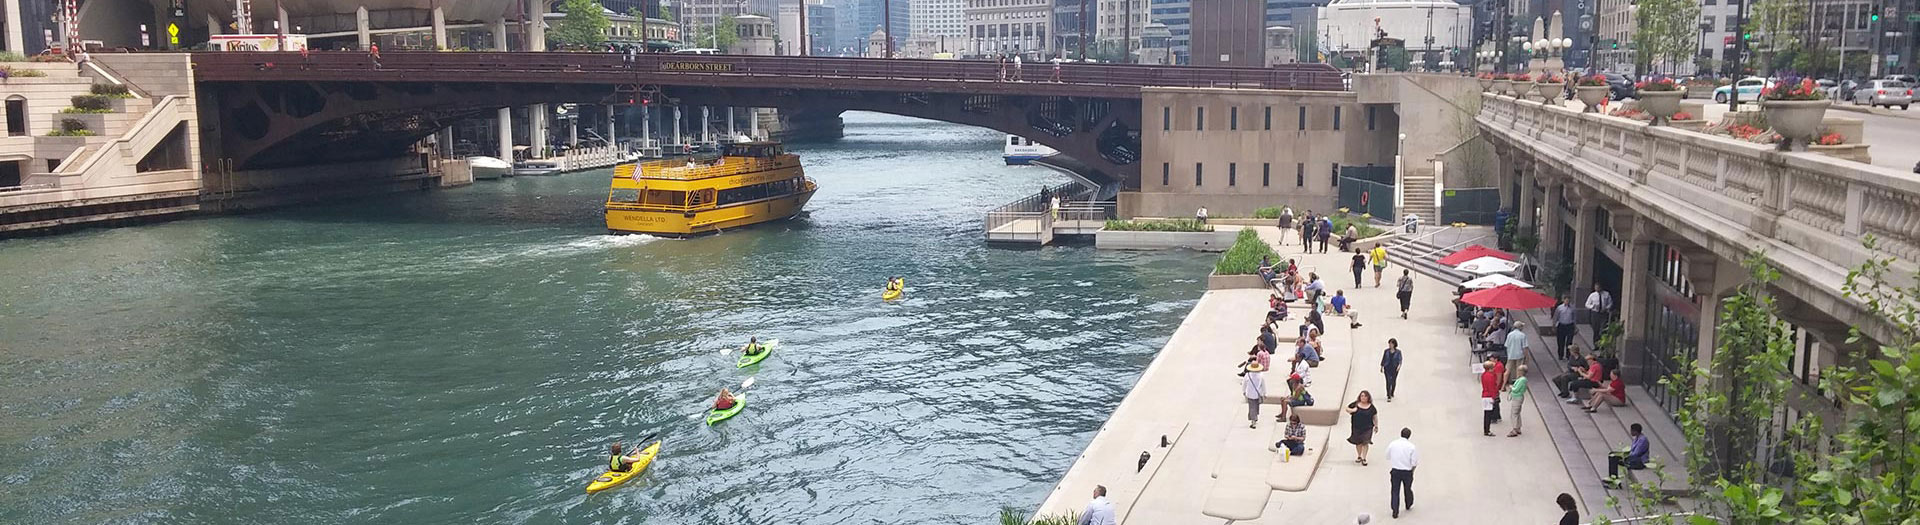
[
  {"xmin": 1454, "ymin": 256, "xmax": 1522, "ymax": 275},
  {"xmin": 1460, "ymin": 273, "xmax": 1534, "ymax": 289}
]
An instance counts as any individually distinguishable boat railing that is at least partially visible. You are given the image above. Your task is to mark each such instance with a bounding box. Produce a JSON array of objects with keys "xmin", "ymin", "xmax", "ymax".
[{"xmin": 624, "ymin": 156, "xmax": 797, "ymax": 181}]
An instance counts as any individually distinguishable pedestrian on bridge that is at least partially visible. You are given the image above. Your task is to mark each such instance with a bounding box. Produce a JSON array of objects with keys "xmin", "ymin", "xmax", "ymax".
[
  {"xmin": 1051, "ymin": 58, "xmax": 1062, "ymax": 82},
  {"xmin": 1012, "ymin": 54, "xmax": 1024, "ymax": 81},
  {"xmin": 368, "ymin": 42, "xmax": 382, "ymax": 68}
]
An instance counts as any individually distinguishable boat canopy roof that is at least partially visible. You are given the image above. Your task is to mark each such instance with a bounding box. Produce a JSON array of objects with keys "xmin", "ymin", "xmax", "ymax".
[{"xmin": 722, "ymin": 142, "xmax": 785, "ymax": 158}]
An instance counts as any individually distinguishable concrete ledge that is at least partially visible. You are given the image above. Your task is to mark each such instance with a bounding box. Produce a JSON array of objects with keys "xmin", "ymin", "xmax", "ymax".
[
  {"xmin": 1096, "ymin": 228, "xmax": 1237, "ymax": 251},
  {"xmin": 1271, "ymin": 324, "xmax": 1356, "ymax": 427},
  {"xmin": 1207, "ymin": 272, "xmax": 1271, "ymax": 290},
  {"xmin": 1202, "ymin": 421, "xmax": 1275, "ymax": 520},
  {"xmin": 1265, "ymin": 423, "xmax": 1332, "ymax": 491}
]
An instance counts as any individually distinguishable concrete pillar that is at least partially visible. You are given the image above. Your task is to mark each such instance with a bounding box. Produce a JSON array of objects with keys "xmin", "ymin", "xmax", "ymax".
[
  {"xmin": 568, "ymin": 115, "xmax": 579, "ymax": 147},
  {"xmin": 1570, "ymin": 200, "xmax": 1596, "ymax": 299},
  {"xmin": 278, "ymin": 5, "xmax": 291, "ymax": 45},
  {"xmin": 432, "ymin": 6, "xmax": 448, "ymax": 50},
  {"xmin": 356, "ymin": 6, "xmax": 371, "ymax": 50},
  {"xmin": 701, "ymin": 106, "xmax": 711, "ymax": 143},
  {"xmin": 492, "ymin": 18, "xmax": 509, "ymax": 50},
  {"xmin": 606, "ymin": 103, "xmax": 617, "ymax": 146},
  {"xmin": 436, "ymin": 128, "xmax": 454, "ymax": 158},
  {"xmin": 529, "ymin": 104, "xmax": 548, "ymax": 157},
  {"xmin": 497, "ymin": 107, "xmax": 513, "ymax": 161},
  {"xmin": 1685, "ymin": 252, "xmax": 1746, "ymax": 377},
  {"xmin": 749, "ymin": 108, "xmax": 761, "ymax": 139},
  {"xmin": 641, "ymin": 105, "xmax": 652, "ymax": 144},
  {"xmin": 526, "ymin": 0, "xmax": 546, "ymax": 51},
  {"xmin": 207, "ymin": 13, "xmax": 223, "ymax": 36},
  {"xmin": 4, "ymin": 0, "xmax": 25, "ymax": 53},
  {"xmin": 1615, "ymin": 212, "xmax": 1654, "ymax": 383},
  {"xmin": 1516, "ymin": 165, "xmax": 1538, "ymax": 236},
  {"xmin": 672, "ymin": 106, "xmax": 683, "ymax": 146},
  {"xmin": 1539, "ymin": 179, "xmax": 1565, "ymax": 263},
  {"xmin": 726, "ymin": 107, "xmax": 737, "ymax": 140}
]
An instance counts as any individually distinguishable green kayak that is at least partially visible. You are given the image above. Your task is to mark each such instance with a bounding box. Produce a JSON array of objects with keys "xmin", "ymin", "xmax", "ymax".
[
  {"xmin": 706, "ymin": 394, "xmax": 746, "ymax": 426},
  {"xmin": 736, "ymin": 342, "xmax": 776, "ymax": 368}
]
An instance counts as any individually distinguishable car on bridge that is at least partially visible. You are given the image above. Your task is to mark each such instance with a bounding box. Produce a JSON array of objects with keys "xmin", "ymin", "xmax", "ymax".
[{"xmin": 1712, "ymin": 77, "xmax": 1770, "ymax": 103}]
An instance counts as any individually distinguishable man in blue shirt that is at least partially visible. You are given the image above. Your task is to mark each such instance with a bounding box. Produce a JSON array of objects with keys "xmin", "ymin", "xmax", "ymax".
[
  {"xmin": 1331, "ymin": 290, "xmax": 1363, "ymax": 329},
  {"xmin": 1606, "ymin": 423, "xmax": 1650, "ymax": 487},
  {"xmin": 1505, "ymin": 321, "xmax": 1530, "ymax": 380}
]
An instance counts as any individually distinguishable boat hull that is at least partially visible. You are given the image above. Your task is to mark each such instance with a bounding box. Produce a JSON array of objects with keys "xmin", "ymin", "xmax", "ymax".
[
  {"xmin": 1002, "ymin": 154, "xmax": 1054, "ymax": 165},
  {"xmin": 606, "ymin": 188, "xmax": 815, "ymax": 237}
]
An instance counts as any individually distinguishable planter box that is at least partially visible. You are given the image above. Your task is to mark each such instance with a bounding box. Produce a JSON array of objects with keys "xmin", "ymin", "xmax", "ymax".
[
  {"xmin": 1809, "ymin": 143, "xmax": 1871, "ymax": 163},
  {"xmin": 1095, "ymin": 229, "xmax": 1237, "ymax": 251},
  {"xmin": 1685, "ymin": 86, "xmax": 1717, "ymax": 99},
  {"xmin": 1208, "ymin": 218, "xmax": 1279, "ymax": 227},
  {"xmin": 1206, "ymin": 272, "xmax": 1272, "ymax": 290},
  {"xmin": 58, "ymin": 113, "xmax": 108, "ymax": 134}
]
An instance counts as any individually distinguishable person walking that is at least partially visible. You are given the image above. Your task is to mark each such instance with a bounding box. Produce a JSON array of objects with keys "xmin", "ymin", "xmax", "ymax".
[
  {"xmin": 368, "ymin": 42, "xmax": 382, "ymax": 67},
  {"xmin": 1380, "ymin": 339, "xmax": 1403, "ymax": 401},
  {"xmin": 1584, "ymin": 283, "xmax": 1613, "ymax": 334},
  {"xmin": 1011, "ymin": 54, "xmax": 1024, "ymax": 81},
  {"xmin": 1350, "ymin": 248, "xmax": 1367, "ymax": 287},
  {"xmin": 1317, "ymin": 216, "xmax": 1334, "ymax": 253},
  {"xmin": 1301, "ymin": 214, "xmax": 1317, "ymax": 253},
  {"xmin": 1505, "ymin": 322, "xmax": 1530, "ymax": 379},
  {"xmin": 1243, "ymin": 363, "xmax": 1267, "ymax": 429},
  {"xmin": 1278, "ymin": 207, "xmax": 1295, "ymax": 244},
  {"xmin": 1554, "ymin": 297, "xmax": 1577, "ymax": 360},
  {"xmin": 1395, "ymin": 270, "xmax": 1414, "ymax": 319},
  {"xmin": 1555, "ymin": 493, "xmax": 1579, "ymax": 525},
  {"xmin": 1506, "ymin": 364, "xmax": 1530, "ymax": 437},
  {"xmin": 1370, "ymin": 243, "xmax": 1389, "ymax": 287},
  {"xmin": 1481, "ymin": 358, "xmax": 1502, "ymax": 436},
  {"xmin": 1078, "ymin": 485, "xmax": 1118, "ymax": 525},
  {"xmin": 1385, "ymin": 428, "xmax": 1418, "ymax": 519},
  {"xmin": 1051, "ymin": 58, "xmax": 1062, "ymax": 82},
  {"xmin": 1345, "ymin": 391, "xmax": 1378, "ymax": 465}
]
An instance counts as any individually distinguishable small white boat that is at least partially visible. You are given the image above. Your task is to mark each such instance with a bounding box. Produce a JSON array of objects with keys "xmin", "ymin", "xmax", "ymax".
[
  {"xmin": 512, "ymin": 160, "xmax": 561, "ymax": 176},
  {"xmin": 467, "ymin": 156, "xmax": 511, "ymax": 180},
  {"xmin": 1003, "ymin": 135, "xmax": 1058, "ymax": 165}
]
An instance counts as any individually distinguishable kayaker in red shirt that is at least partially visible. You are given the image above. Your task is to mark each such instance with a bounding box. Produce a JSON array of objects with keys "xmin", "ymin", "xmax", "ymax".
[{"xmin": 714, "ymin": 387, "xmax": 737, "ymax": 410}]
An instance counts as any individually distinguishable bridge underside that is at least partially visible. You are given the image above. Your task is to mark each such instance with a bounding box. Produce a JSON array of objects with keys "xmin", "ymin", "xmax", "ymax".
[{"xmin": 202, "ymin": 81, "xmax": 1141, "ymax": 188}]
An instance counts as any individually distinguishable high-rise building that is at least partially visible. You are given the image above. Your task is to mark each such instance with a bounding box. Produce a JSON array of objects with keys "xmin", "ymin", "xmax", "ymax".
[
  {"xmin": 1190, "ymin": 0, "xmax": 1265, "ymax": 66},
  {"xmin": 601, "ymin": 0, "xmax": 665, "ymax": 18},
  {"xmin": 850, "ymin": 0, "xmax": 911, "ymax": 54},
  {"xmin": 1096, "ymin": 0, "xmax": 1150, "ymax": 58},
  {"xmin": 1148, "ymin": 0, "xmax": 1191, "ymax": 64},
  {"xmin": 965, "ymin": 0, "xmax": 1052, "ymax": 57},
  {"xmin": 1052, "ymin": 0, "xmax": 1096, "ymax": 59},
  {"xmin": 1593, "ymin": 0, "xmax": 1632, "ymax": 71},
  {"xmin": 809, "ymin": 1, "xmax": 843, "ymax": 54},
  {"xmin": 912, "ymin": 0, "xmax": 967, "ymax": 38},
  {"xmin": 1, "ymin": 0, "xmax": 60, "ymax": 54}
]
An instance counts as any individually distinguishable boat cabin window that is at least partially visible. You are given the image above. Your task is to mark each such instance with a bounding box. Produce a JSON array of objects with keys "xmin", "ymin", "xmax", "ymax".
[
  {"xmin": 721, "ymin": 142, "xmax": 783, "ymax": 158},
  {"xmin": 642, "ymin": 189, "xmax": 686, "ymax": 206},
  {"xmin": 716, "ymin": 177, "xmax": 806, "ymax": 206},
  {"xmin": 609, "ymin": 189, "xmax": 641, "ymax": 203},
  {"xmin": 1009, "ymin": 136, "xmax": 1021, "ymax": 146}
]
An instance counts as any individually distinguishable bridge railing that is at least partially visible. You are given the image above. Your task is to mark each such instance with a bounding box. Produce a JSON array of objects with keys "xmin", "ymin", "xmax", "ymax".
[{"xmin": 189, "ymin": 51, "xmax": 1348, "ymax": 92}]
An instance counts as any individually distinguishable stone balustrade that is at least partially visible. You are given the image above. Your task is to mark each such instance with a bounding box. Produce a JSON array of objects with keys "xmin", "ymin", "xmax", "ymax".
[{"xmin": 1477, "ymin": 93, "xmax": 1919, "ymax": 342}]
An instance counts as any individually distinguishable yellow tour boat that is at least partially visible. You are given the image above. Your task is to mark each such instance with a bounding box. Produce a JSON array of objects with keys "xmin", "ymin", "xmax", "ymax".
[{"xmin": 605, "ymin": 142, "xmax": 817, "ymax": 236}]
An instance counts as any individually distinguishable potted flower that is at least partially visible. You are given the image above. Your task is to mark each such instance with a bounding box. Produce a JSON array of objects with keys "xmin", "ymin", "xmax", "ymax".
[
  {"xmin": 1508, "ymin": 73, "xmax": 1532, "ymax": 97},
  {"xmin": 1634, "ymin": 76, "xmax": 1683, "ymax": 125},
  {"xmin": 1490, "ymin": 73, "xmax": 1513, "ymax": 96},
  {"xmin": 1478, "ymin": 72, "xmax": 1495, "ymax": 91},
  {"xmin": 1760, "ymin": 76, "xmax": 1831, "ymax": 151},
  {"xmin": 1536, "ymin": 73, "xmax": 1565, "ymax": 102},
  {"xmin": 1574, "ymin": 75, "xmax": 1611, "ymax": 112}
]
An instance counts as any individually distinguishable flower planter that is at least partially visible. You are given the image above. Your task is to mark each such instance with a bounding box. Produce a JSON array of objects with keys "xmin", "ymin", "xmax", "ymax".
[
  {"xmin": 1479, "ymin": 77, "xmax": 1494, "ymax": 91},
  {"xmin": 1575, "ymin": 86, "xmax": 1609, "ymax": 113},
  {"xmin": 1490, "ymin": 79, "xmax": 1513, "ymax": 96},
  {"xmin": 1636, "ymin": 91, "xmax": 1684, "ymax": 125},
  {"xmin": 1535, "ymin": 83, "xmax": 1560, "ymax": 103},
  {"xmin": 1761, "ymin": 99, "xmax": 1833, "ymax": 151}
]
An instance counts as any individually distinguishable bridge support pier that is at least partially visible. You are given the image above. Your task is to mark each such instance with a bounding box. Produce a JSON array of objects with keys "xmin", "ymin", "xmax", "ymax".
[
  {"xmin": 431, "ymin": 6, "xmax": 447, "ymax": 51},
  {"xmin": 492, "ymin": 18, "xmax": 508, "ymax": 51},
  {"xmin": 672, "ymin": 106, "xmax": 683, "ymax": 148},
  {"xmin": 497, "ymin": 107, "xmax": 513, "ymax": 161},
  {"xmin": 529, "ymin": 103, "xmax": 548, "ymax": 157},
  {"xmin": 727, "ymin": 107, "xmax": 737, "ymax": 141},
  {"xmin": 640, "ymin": 105, "xmax": 652, "ymax": 145},
  {"xmin": 606, "ymin": 104, "xmax": 616, "ymax": 146},
  {"xmin": 749, "ymin": 108, "xmax": 761, "ymax": 139},
  {"xmin": 526, "ymin": 0, "xmax": 547, "ymax": 52},
  {"xmin": 568, "ymin": 114, "xmax": 578, "ymax": 147},
  {"xmin": 701, "ymin": 106, "xmax": 711, "ymax": 144}
]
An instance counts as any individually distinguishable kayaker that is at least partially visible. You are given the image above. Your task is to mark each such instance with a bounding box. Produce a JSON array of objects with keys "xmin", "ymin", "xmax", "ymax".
[
  {"xmin": 607, "ymin": 443, "xmax": 647, "ymax": 473},
  {"xmin": 743, "ymin": 337, "xmax": 765, "ymax": 356},
  {"xmin": 885, "ymin": 277, "xmax": 904, "ymax": 293},
  {"xmin": 714, "ymin": 387, "xmax": 737, "ymax": 410}
]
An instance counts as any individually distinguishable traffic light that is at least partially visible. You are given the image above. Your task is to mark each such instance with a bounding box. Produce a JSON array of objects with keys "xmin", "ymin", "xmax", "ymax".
[
  {"xmin": 1611, "ymin": 41, "xmax": 1619, "ymax": 49},
  {"xmin": 1872, "ymin": 12, "xmax": 1881, "ymax": 21}
]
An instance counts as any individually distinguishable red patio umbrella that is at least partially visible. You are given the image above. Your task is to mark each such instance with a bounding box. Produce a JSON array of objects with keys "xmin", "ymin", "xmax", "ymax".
[
  {"xmin": 1460, "ymin": 284, "xmax": 1557, "ymax": 310},
  {"xmin": 1437, "ymin": 245, "xmax": 1519, "ymax": 266}
]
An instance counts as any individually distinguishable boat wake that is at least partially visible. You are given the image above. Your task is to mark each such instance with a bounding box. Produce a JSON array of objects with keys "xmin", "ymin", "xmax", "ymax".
[{"xmin": 519, "ymin": 235, "xmax": 660, "ymax": 257}]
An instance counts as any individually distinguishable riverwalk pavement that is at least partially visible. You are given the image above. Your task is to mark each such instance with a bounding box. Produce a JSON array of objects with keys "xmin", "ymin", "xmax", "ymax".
[{"xmin": 1037, "ymin": 226, "xmax": 1580, "ymax": 523}]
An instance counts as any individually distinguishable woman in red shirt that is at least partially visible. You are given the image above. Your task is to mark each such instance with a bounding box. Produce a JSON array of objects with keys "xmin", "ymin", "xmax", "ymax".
[{"xmin": 1582, "ymin": 369, "xmax": 1627, "ymax": 412}]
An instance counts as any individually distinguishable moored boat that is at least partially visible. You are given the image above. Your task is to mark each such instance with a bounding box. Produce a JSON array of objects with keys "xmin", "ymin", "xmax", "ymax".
[
  {"xmin": 605, "ymin": 142, "xmax": 817, "ymax": 237},
  {"xmin": 467, "ymin": 156, "xmax": 511, "ymax": 180},
  {"xmin": 1003, "ymin": 135, "xmax": 1058, "ymax": 165}
]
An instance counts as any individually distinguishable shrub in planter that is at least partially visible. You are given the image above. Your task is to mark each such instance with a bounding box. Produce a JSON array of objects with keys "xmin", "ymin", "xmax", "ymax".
[
  {"xmin": 1634, "ymin": 76, "xmax": 1683, "ymax": 125},
  {"xmin": 89, "ymin": 84, "xmax": 133, "ymax": 98},
  {"xmin": 70, "ymin": 94, "xmax": 112, "ymax": 112},
  {"xmin": 1253, "ymin": 206, "xmax": 1289, "ymax": 219},
  {"xmin": 1574, "ymin": 74, "xmax": 1611, "ymax": 112},
  {"xmin": 61, "ymin": 118, "xmax": 88, "ymax": 133},
  {"xmin": 1215, "ymin": 228, "xmax": 1281, "ymax": 275},
  {"xmin": 0, "ymin": 64, "xmax": 46, "ymax": 78},
  {"xmin": 1102, "ymin": 219, "xmax": 1214, "ymax": 232},
  {"xmin": 0, "ymin": 51, "xmax": 25, "ymax": 62},
  {"xmin": 1759, "ymin": 76, "xmax": 1830, "ymax": 151}
]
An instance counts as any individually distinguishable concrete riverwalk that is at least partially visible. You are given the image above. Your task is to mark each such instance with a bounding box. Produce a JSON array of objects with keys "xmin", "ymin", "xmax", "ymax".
[{"xmin": 1037, "ymin": 227, "xmax": 1582, "ymax": 523}]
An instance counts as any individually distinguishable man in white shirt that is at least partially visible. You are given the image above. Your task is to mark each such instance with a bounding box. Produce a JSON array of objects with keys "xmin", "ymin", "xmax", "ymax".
[
  {"xmin": 1196, "ymin": 206, "xmax": 1209, "ymax": 224},
  {"xmin": 1385, "ymin": 428, "xmax": 1419, "ymax": 518},
  {"xmin": 1078, "ymin": 485, "xmax": 1117, "ymax": 525},
  {"xmin": 1554, "ymin": 297, "xmax": 1577, "ymax": 359},
  {"xmin": 1584, "ymin": 283, "xmax": 1614, "ymax": 334}
]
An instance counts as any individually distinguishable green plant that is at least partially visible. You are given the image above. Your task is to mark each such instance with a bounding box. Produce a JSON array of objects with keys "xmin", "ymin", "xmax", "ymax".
[
  {"xmin": 996, "ymin": 506, "xmax": 1081, "ymax": 525},
  {"xmin": 45, "ymin": 129, "xmax": 96, "ymax": 137},
  {"xmin": 0, "ymin": 64, "xmax": 46, "ymax": 77},
  {"xmin": 1540, "ymin": 254, "xmax": 1573, "ymax": 297},
  {"xmin": 1577, "ymin": 74, "xmax": 1611, "ymax": 87},
  {"xmin": 1631, "ymin": 0, "xmax": 1701, "ymax": 76},
  {"xmin": 0, "ymin": 51, "xmax": 26, "ymax": 62},
  {"xmin": 69, "ymin": 94, "xmax": 111, "ymax": 112},
  {"xmin": 1635, "ymin": 77, "xmax": 1681, "ymax": 91},
  {"xmin": 1102, "ymin": 219, "xmax": 1213, "ymax": 232},
  {"xmin": 550, "ymin": 0, "xmax": 611, "ymax": 48},
  {"xmin": 88, "ymin": 83, "xmax": 132, "ymax": 98},
  {"xmin": 1760, "ymin": 76, "xmax": 1827, "ymax": 101},
  {"xmin": 1215, "ymin": 228, "xmax": 1281, "ymax": 275},
  {"xmin": 59, "ymin": 118, "xmax": 87, "ymax": 133},
  {"xmin": 1253, "ymin": 206, "xmax": 1287, "ymax": 219},
  {"xmin": 58, "ymin": 107, "xmax": 112, "ymax": 114},
  {"xmin": 1328, "ymin": 215, "xmax": 1384, "ymax": 238}
]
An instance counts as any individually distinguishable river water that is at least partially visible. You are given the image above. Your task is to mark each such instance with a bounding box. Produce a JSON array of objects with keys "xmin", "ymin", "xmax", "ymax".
[{"xmin": 0, "ymin": 113, "xmax": 1211, "ymax": 524}]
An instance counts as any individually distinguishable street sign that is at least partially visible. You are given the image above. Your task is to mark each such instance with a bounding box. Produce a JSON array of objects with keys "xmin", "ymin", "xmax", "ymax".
[
  {"xmin": 1887, "ymin": 6, "xmax": 1897, "ymax": 18},
  {"xmin": 166, "ymin": 22, "xmax": 179, "ymax": 45},
  {"xmin": 1908, "ymin": 13, "xmax": 1920, "ymax": 22}
]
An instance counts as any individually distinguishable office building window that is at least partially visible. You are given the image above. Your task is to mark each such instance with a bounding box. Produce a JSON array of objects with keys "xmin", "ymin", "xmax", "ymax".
[
  {"xmin": 1230, "ymin": 107, "xmax": 1238, "ymax": 130},
  {"xmin": 1296, "ymin": 163, "xmax": 1304, "ymax": 186},
  {"xmin": 1195, "ymin": 163, "xmax": 1203, "ymax": 186},
  {"xmin": 1262, "ymin": 163, "xmax": 1271, "ymax": 186},
  {"xmin": 1196, "ymin": 107, "xmax": 1205, "ymax": 130},
  {"xmin": 1264, "ymin": 107, "xmax": 1272, "ymax": 130},
  {"xmin": 1163, "ymin": 106, "xmax": 1170, "ymax": 131},
  {"xmin": 1161, "ymin": 162, "xmax": 1169, "ymax": 185},
  {"xmin": 1331, "ymin": 163, "xmax": 1339, "ymax": 187},
  {"xmin": 1366, "ymin": 106, "xmax": 1376, "ymax": 130},
  {"xmin": 1228, "ymin": 163, "xmax": 1237, "ymax": 186},
  {"xmin": 1333, "ymin": 107, "xmax": 1342, "ymax": 130},
  {"xmin": 1298, "ymin": 106, "xmax": 1306, "ymax": 130}
]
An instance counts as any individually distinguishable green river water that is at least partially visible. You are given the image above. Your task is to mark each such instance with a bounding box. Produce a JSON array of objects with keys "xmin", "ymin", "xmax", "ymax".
[{"xmin": 0, "ymin": 112, "xmax": 1212, "ymax": 524}]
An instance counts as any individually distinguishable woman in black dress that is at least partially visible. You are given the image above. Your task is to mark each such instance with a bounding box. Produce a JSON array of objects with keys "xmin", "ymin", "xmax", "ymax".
[
  {"xmin": 1346, "ymin": 390, "xmax": 1378, "ymax": 465},
  {"xmin": 1350, "ymin": 248, "xmax": 1367, "ymax": 287}
]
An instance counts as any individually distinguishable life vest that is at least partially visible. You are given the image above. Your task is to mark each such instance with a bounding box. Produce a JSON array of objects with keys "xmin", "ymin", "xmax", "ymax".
[{"xmin": 609, "ymin": 453, "xmax": 627, "ymax": 472}]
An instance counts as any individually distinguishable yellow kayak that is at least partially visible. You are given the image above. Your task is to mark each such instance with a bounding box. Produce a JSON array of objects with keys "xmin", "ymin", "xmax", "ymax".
[
  {"xmin": 586, "ymin": 440, "xmax": 661, "ymax": 494},
  {"xmin": 883, "ymin": 280, "xmax": 905, "ymax": 301}
]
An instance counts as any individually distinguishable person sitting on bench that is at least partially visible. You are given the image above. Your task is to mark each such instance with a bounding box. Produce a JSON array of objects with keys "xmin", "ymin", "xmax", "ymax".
[
  {"xmin": 1582, "ymin": 369, "xmax": 1628, "ymax": 412},
  {"xmin": 1605, "ymin": 423, "xmax": 1650, "ymax": 487},
  {"xmin": 1276, "ymin": 414, "xmax": 1308, "ymax": 457}
]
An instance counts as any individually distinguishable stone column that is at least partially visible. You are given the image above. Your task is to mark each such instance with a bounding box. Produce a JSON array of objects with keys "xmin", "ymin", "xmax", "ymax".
[
  {"xmin": 1568, "ymin": 188, "xmax": 1596, "ymax": 299},
  {"xmin": 606, "ymin": 103, "xmax": 617, "ymax": 146},
  {"xmin": 1615, "ymin": 210, "xmax": 1654, "ymax": 383},
  {"xmin": 1539, "ymin": 177, "xmax": 1565, "ymax": 263},
  {"xmin": 492, "ymin": 18, "xmax": 509, "ymax": 50},
  {"xmin": 672, "ymin": 106, "xmax": 683, "ymax": 147},
  {"xmin": 432, "ymin": 6, "xmax": 448, "ymax": 50},
  {"xmin": 529, "ymin": 104, "xmax": 548, "ymax": 157},
  {"xmin": 1516, "ymin": 160, "xmax": 1538, "ymax": 236},
  {"xmin": 526, "ymin": 0, "xmax": 546, "ymax": 52},
  {"xmin": 726, "ymin": 107, "xmax": 737, "ymax": 140},
  {"xmin": 749, "ymin": 108, "xmax": 761, "ymax": 139},
  {"xmin": 278, "ymin": 5, "xmax": 291, "ymax": 45},
  {"xmin": 1684, "ymin": 249, "xmax": 1745, "ymax": 377},
  {"xmin": 641, "ymin": 105, "xmax": 652, "ymax": 144},
  {"xmin": 568, "ymin": 114, "xmax": 579, "ymax": 147},
  {"xmin": 497, "ymin": 107, "xmax": 513, "ymax": 161},
  {"xmin": 701, "ymin": 106, "xmax": 712, "ymax": 143},
  {"xmin": 356, "ymin": 6, "xmax": 371, "ymax": 50},
  {"xmin": 4, "ymin": 0, "xmax": 26, "ymax": 53}
]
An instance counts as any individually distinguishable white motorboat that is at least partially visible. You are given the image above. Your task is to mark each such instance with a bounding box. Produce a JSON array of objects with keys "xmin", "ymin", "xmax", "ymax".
[
  {"xmin": 1003, "ymin": 135, "xmax": 1058, "ymax": 165},
  {"xmin": 512, "ymin": 160, "xmax": 562, "ymax": 176},
  {"xmin": 467, "ymin": 156, "xmax": 511, "ymax": 180}
]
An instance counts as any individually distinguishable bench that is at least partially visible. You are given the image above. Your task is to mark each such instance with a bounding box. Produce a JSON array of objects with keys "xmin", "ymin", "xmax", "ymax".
[
  {"xmin": 1265, "ymin": 421, "xmax": 1332, "ymax": 491},
  {"xmin": 1201, "ymin": 419, "xmax": 1277, "ymax": 520},
  {"xmin": 1269, "ymin": 326, "xmax": 1355, "ymax": 426}
]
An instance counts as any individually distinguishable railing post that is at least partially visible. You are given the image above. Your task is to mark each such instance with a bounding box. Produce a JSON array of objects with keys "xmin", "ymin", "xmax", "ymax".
[{"xmin": 1843, "ymin": 181, "xmax": 1865, "ymax": 236}]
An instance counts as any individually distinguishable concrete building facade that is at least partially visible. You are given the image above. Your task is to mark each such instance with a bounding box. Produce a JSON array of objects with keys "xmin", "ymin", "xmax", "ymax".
[
  {"xmin": 1148, "ymin": 0, "xmax": 1190, "ymax": 64},
  {"xmin": 1124, "ymin": 87, "xmax": 1397, "ymax": 218},
  {"xmin": 1095, "ymin": 0, "xmax": 1148, "ymax": 57},
  {"xmin": 965, "ymin": 0, "xmax": 1051, "ymax": 57},
  {"xmin": 1593, "ymin": 0, "xmax": 1632, "ymax": 71},
  {"xmin": 911, "ymin": 0, "xmax": 966, "ymax": 38},
  {"xmin": 1052, "ymin": 0, "xmax": 1096, "ymax": 59},
  {"xmin": 1190, "ymin": 0, "xmax": 1266, "ymax": 66}
]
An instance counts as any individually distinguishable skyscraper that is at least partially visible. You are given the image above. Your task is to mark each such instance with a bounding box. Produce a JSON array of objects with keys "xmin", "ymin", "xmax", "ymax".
[
  {"xmin": 1052, "ymin": 0, "xmax": 1096, "ymax": 59},
  {"xmin": 1148, "ymin": 0, "xmax": 1191, "ymax": 64},
  {"xmin": 912, "ymin": 0, "xmax": 966, "ymax": 38},
  {"xmin": 852, "ymin": 0, "xmax": 912, "ymax": 53}
]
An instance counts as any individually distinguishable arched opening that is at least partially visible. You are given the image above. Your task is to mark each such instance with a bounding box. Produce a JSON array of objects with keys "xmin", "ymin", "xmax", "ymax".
[{"xmin": 5, "ymin": 96, "xmax": 27, "ymax": 137}]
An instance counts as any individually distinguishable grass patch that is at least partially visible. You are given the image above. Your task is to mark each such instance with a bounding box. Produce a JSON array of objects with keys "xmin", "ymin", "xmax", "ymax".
[
  {"xmin": 0, "ymin": 51, "xmax": 26, "ymax": 62},
  {"xmin": 59, "ymin": 107, "xmax": 112, "ymax": 114},
  {"xmin": 46, "ymin": 129, "xmax": 97, "ymax": 137},
  {"xmin": 1215, "ymin": 228, "xmax": 1281, "ymax": 275},
  {"xmin": 1103, "ymin": 218, "xmax": 1214, "ymax": 232},
  {"xmin": 1328, "ymin": 214, "xmax": 1386, "ymax": 238},
  {"xmin": 1252, "ymin": 206, "xmax": 1290, "ymax": 219},
  {"xmin": 996, "ymin": 507, "xmax": 1081, "ymax": 525},
  {"xmin": 0, "ymin": 65, "xmax": 47, "ymax": 77}
]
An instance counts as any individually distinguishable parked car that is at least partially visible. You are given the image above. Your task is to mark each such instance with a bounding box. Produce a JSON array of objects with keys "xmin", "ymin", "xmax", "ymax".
[
  {"xmin": 1835, "ymin": 79, "xmax": 1863, "ymax": 102},
  {"xmin": 1816, "ymin": 78, "xmax": 1839, "ymax": 99},
  {"xmin": 1713, "ymin": 77, "xmax": 1769, "ymax": 103},
  {"xmin": 1852, "ymin": 79, "xmax": 1913, "ymax": 109},
  {"xmin": 1886, "ymin": 74, "xmax": 1918, "ymax": 85},
  {"xmin": 1599, "ymin": 72, "xmax": 1636, "ymax": 100}
]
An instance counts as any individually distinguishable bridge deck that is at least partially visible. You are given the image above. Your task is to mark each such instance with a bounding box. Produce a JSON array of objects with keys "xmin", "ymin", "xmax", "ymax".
[{"xmin": 189, "ymin": 51, "xmax": 1347, "ymax": 98}]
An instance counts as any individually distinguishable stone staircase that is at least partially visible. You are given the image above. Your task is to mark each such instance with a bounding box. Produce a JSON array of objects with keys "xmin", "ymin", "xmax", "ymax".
[{"xmin": 1401, "ymin": 172, "xmax": 1437, "ymax": 224}]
